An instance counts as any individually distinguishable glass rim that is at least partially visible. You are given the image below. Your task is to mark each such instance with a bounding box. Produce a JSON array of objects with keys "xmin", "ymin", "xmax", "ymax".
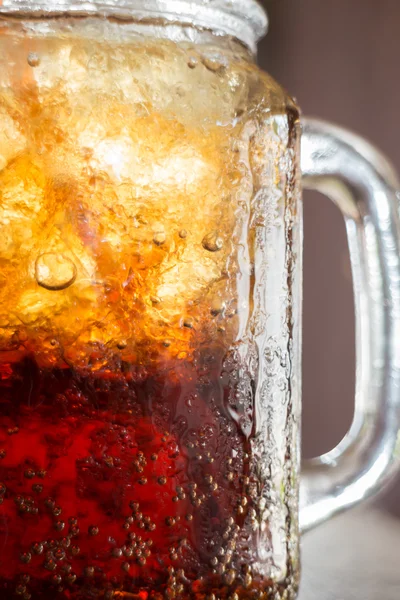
[{"xmin": 0, "ymin": 0, "xmax": 268, "ymax": 52}]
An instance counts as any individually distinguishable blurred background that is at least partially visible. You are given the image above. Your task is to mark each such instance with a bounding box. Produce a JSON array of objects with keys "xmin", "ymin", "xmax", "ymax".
[{"xmin": 259, "ymin": 0, "xmax": 400, "ymax": 517}]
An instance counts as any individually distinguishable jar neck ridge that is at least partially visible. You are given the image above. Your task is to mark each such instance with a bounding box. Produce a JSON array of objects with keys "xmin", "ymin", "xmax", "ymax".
[{"xmin": 0, "ymin": 0, "xmax": 268, "ymax": 53}]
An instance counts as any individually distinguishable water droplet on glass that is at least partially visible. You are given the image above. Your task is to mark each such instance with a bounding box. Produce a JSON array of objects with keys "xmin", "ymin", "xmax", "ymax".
[
  {"xmin": 27, "ymin": 52, "xmax": 40, "ymax": 67},
  {"xmin": 202, "ymin": 232, "xmax": 223, "ymax": 253},
  {"xmin": 35, "ymin": 253, "xmax": 77, "ymax": 291}
]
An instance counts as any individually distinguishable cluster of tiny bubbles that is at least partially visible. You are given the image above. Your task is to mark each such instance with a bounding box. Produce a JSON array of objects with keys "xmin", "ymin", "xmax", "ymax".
[{"xmin": 147, "ymin": 228, "xmax": 225, "ymax": 252}]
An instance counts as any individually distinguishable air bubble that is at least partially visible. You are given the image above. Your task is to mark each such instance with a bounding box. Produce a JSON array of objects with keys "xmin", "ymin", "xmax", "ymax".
[
  {"xmin": 20, "ymin": 553, "xmax": 32, "ymax": 564},
  {"xmin": 183, "ymin": 318, "xmax": 194, "ymax": 329},
  {"xmin": 187, "ymin": 57, "xmax": 198, "ymax": 69},
  {"xmin": 153, "ymin": 231, "xmax": 166, "ymax": 246},
  {"xmin": 225, "ymin": 569, "xmax": 236, "ymax": 585},
  {"xmin": 88, "ymin": 525, "xmax": 99, "ymax": 536},
  {"xmin": 202, "ymin": 232, "xmax": 223, "ymax": 252},
  {"xmin": 35, "ymin": 253, "xmax": 77, "ymax": 291},
  {"xmin": 32, "ymin": 543, "xmax": 44, "ymax": 555},
  {"xmin": 202, "ymin": 56, "xmax": 225, "ymax": 73},
  {"xmin": 27, "ymin": 52, "xmax": 40, "ymax": 67},
  {"xmin": 211, "ymin": 299, "xmax": 226, "ymax": 316}
]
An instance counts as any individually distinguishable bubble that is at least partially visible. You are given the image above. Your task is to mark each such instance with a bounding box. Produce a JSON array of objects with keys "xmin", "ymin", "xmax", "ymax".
[
  {"xmin": 211, "ymin": 298, "xmax": 226, "ymax": 316},
  {"xmin": 111, "ymin": 548, "xmax": 123, "ymax": 558},
  {"xmin": 20, "ymin": 553, "xmax": 32, "ymax": 564},
  {"xmin": 32, "ymin": 543, "xmax": 44, "ymax": 555},
  {"xmin": 44, "ymin": 559, "xmax": 56, "ymax": 571},
  {"xmin": 202, "ymin": 56, "xmax": 226, "ymax": 73},
  {"xmin": 88, "ymin": 525, "xmax": 99, "ymax": 536},
  {"xmin": 183, "ymin": 318, "xmax": 194, "ymax": 329},
  {"xmin": 35, "ymin": 253, "xmax": 77, "ymax": 291},
  {"xmin": 225, "ymin": 569, "xmax": 237, "ymax": 585},
  {"xmin": 153, "ymin": 231, "xmax": 166, "ymax": 246},
  {"xmin": 123, "ymin": 546, "xmax": 134, "ymax": 558},
  {"xmin": 202, "ymin": 232, "xmax": 223, "ymax": 252},
  {"xmin": 15, "ymin": 584, "xmax": 26, "ymax": 595},
  {"xmin": 187, "ymin": 57, "xmax": 198, "ymax": 69},
  {"xmin": 179, "ymin": 229, "xmax": 188, "ymax": 239},
  {"xmin": 54, "ymin": 548, "xmax": 66, "ymax": 561},
  {"xmin": 27, "ymin": 52, "xmax": 40, "ymax": 67}
]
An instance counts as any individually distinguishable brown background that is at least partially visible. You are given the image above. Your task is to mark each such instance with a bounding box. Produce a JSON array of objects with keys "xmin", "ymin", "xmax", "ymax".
[{"xmin": 258, "ymin": 0, "xmax": 400, "ymax": 516}]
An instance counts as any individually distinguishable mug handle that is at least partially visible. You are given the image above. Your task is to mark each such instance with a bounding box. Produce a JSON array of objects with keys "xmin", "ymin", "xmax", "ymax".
[{"xmin": 300, "ymin": 118, "xmax": 400, "ymax": 532}]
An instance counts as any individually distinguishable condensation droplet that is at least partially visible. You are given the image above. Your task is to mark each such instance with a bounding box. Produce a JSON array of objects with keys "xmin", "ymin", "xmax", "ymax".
[
  {"xmin": 202, "ymin": 232, "xmax": 223, "ymax": 253},
  {"xmin": 27, "ymin": 52, "xmax": 40, "ymax": 67},
  {"xmin": 35, "ymin": 253, "xmax": 77, "ymax": 291}
]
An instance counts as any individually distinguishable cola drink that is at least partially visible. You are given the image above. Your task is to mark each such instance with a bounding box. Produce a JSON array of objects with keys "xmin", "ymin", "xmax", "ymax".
[
  {"xmin": 0, "ymin": 16, "xmax": 300, "ymax": 600},
  {"xmin": 0, "ymin": 353, "xmax": 264, "ymax": 600}
]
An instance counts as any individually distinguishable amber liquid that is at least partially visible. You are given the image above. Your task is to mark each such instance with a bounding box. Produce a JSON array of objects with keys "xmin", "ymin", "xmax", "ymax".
[
  {"xmin": 0, "ymin": 17, "xmax": 301, "ymax": 600},
  {"xmin": 0, "ymin": 355, "xmax": 273, "ymax": 600}
]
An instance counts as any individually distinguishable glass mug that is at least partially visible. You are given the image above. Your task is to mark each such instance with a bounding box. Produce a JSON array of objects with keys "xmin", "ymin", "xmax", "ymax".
[{"xmin": 0, "ymin": 1, "xmax": 399, "ymax": 599}]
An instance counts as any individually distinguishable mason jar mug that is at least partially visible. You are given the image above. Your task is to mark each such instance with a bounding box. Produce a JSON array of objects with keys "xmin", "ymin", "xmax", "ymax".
[{"xmin": 0, "ymin": 1, "xmax": 399, "ymax": 599}]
